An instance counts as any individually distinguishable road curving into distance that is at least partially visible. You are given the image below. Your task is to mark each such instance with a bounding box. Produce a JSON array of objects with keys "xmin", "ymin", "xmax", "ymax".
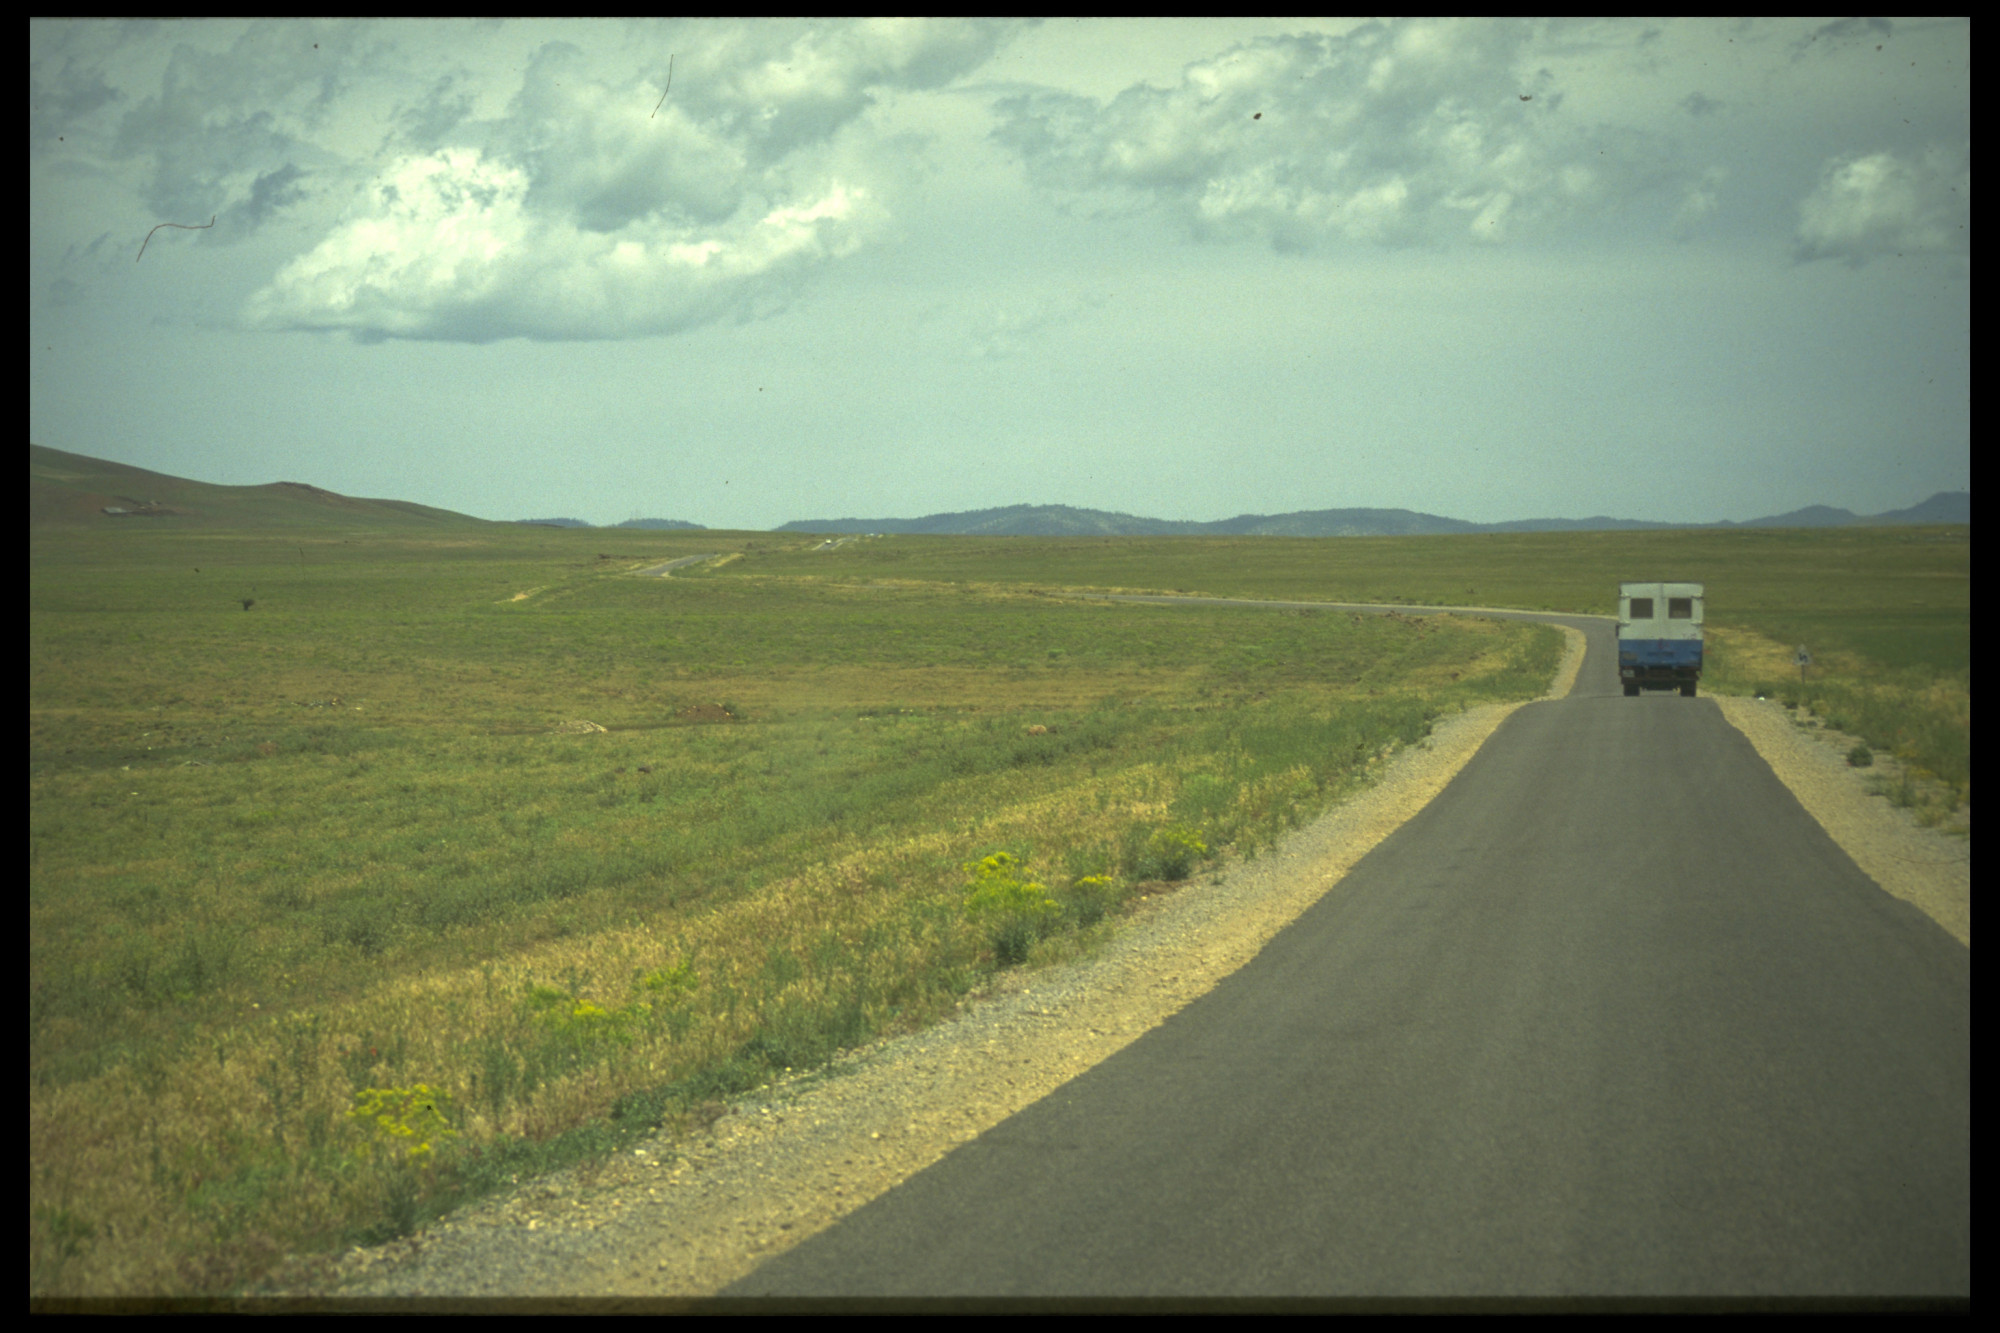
[
  {"xmin": 723, "ymin": 594, "xmax": 1969, "ymax": 1303},
  {"xmin": 636, "ymin": 553, "xmax": 719, "ymax": 577}
]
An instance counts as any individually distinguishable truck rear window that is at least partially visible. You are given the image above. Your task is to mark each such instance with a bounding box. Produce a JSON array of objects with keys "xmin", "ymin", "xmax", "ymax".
[
  {"xmin": 1668, "ymin": 598, "xmax": 1693, "ymax": 619},
  {"xmin": 1629, "ymin": 598, "xmax": 1654, "ymax": 619}
]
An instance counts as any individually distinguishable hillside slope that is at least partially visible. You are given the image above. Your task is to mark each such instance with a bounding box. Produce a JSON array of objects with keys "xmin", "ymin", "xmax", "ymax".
[{"xmin": 30, "ymin": 444, "xmax": 491, "ymax": 531}]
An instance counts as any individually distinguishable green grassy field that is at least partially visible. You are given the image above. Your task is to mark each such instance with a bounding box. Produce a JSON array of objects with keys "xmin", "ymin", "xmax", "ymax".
[
  {"xmin": 723, "ymin": 525, "xmax": 1970, "ymax": 791},
  {"xmin": 717, "ymin": 525, "xmax": 1970, "ymax": 674},
  {"xmin": 29, "ymin": 516, "xmax": 1967, "ymax": 1296}
]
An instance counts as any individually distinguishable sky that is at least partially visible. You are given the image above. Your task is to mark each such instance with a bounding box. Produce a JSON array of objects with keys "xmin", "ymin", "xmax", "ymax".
[{"xmin": 30, "ymin": 18, "xmax": 1970, "ymax": 530}]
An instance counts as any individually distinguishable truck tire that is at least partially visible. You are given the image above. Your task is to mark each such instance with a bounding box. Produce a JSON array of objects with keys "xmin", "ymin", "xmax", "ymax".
[
  {"xmin": 1681, "ymin": 681, "xmax": 1697, "ymax": 698},
  {"xmin": 1624, "ymin": 682, "xmax": 1640, "ymax": 698}
]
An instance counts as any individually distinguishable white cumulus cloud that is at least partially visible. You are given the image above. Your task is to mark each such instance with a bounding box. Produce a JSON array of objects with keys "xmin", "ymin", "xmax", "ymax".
[
  {"xmin": 992, "ymin": 20, "xmax": 1680, "ymax": 250},
  {"xmin": 245, "ymin": 147, "xmax": 874, "ymax": 341},
  {"xmin": 1792, "ymin": 145, "xmax": 1970, "ymax": 266},
  {"xmin": 238, "ymin": 19, "xmax": 1007, "ymax": 342}
]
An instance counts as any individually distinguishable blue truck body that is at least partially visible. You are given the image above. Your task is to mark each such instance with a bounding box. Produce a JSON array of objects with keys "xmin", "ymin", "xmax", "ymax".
[{"xmin": 1617, "ymin": 581, "xmax": 1704, "ymax": 697}]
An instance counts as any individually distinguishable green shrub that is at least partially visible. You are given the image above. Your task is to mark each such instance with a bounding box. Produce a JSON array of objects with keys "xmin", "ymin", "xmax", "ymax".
[
  {"xmin": 1123, "ymin": 823, "xmax": 1209, "ymax": 882},
  {"xmin": 1846, "ymin": 743, "xmax": 1874, "ymax": 767},
  {"xmin": 962, "ymin": 852, "xmax": 1061, "ymax": 966},
  {"xmin": 1063, "ymin": 874, "xmax": 1118, "ymax": 928},
  {"xmin": 347, "ymin": 1084, "xmax": 456, "ymax": 1163}
]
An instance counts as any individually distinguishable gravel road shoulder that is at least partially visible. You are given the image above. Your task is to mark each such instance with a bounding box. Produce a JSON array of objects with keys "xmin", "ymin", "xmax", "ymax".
[{"xmin": 1714, "ymin": 695, "xmax": 1969, "ymax": 946}]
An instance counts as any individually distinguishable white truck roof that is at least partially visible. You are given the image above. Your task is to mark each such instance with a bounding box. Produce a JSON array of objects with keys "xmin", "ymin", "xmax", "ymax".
[{"xmin": 1618, "ymin": 582, "xmax": 1704, "ymax": 637}]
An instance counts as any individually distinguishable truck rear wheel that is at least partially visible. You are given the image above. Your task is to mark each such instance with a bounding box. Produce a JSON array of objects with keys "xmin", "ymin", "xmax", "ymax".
[
  {"xmin": 1624, "ymin": 683, "xmax": 1640, "ymax": 698},
  {"xmin": 1681, "ymin": 681, "xmax": 1697, "ymax": 698}
]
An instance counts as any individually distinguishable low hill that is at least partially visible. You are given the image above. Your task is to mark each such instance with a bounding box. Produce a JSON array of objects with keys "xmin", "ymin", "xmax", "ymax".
[
  {"xmin": 1840, "ymin": 492, "xmax": 1971, "ymax": 526},
  {"xmin": 31, "ymin": 444, "xmax": 492, "ymax": 531}
]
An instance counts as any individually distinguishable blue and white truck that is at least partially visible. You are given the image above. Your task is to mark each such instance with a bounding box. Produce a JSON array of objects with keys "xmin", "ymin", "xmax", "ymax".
[{"xmin": 1617, "ymin": 581, "xmax": 1704, "ymax": 697}]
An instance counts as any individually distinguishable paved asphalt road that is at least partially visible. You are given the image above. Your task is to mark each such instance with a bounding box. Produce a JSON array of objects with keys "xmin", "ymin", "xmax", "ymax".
[
  {"xmin": 724, "ymin": 601, "xmax": 1970, "ymax": 1301},
  {"xmin": 636, "ymin": 553, "xmax": 719, "ymax": 577}
]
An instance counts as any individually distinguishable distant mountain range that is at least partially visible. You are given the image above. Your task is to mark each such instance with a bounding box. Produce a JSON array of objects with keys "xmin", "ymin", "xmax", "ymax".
[
  {"xmin": 776, "ymin": 493, "xmax": 1970, "ymax": 537},
  {"xmin": 30, "ymin": 444, "xmax": 1966, "ymax": 537}
]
